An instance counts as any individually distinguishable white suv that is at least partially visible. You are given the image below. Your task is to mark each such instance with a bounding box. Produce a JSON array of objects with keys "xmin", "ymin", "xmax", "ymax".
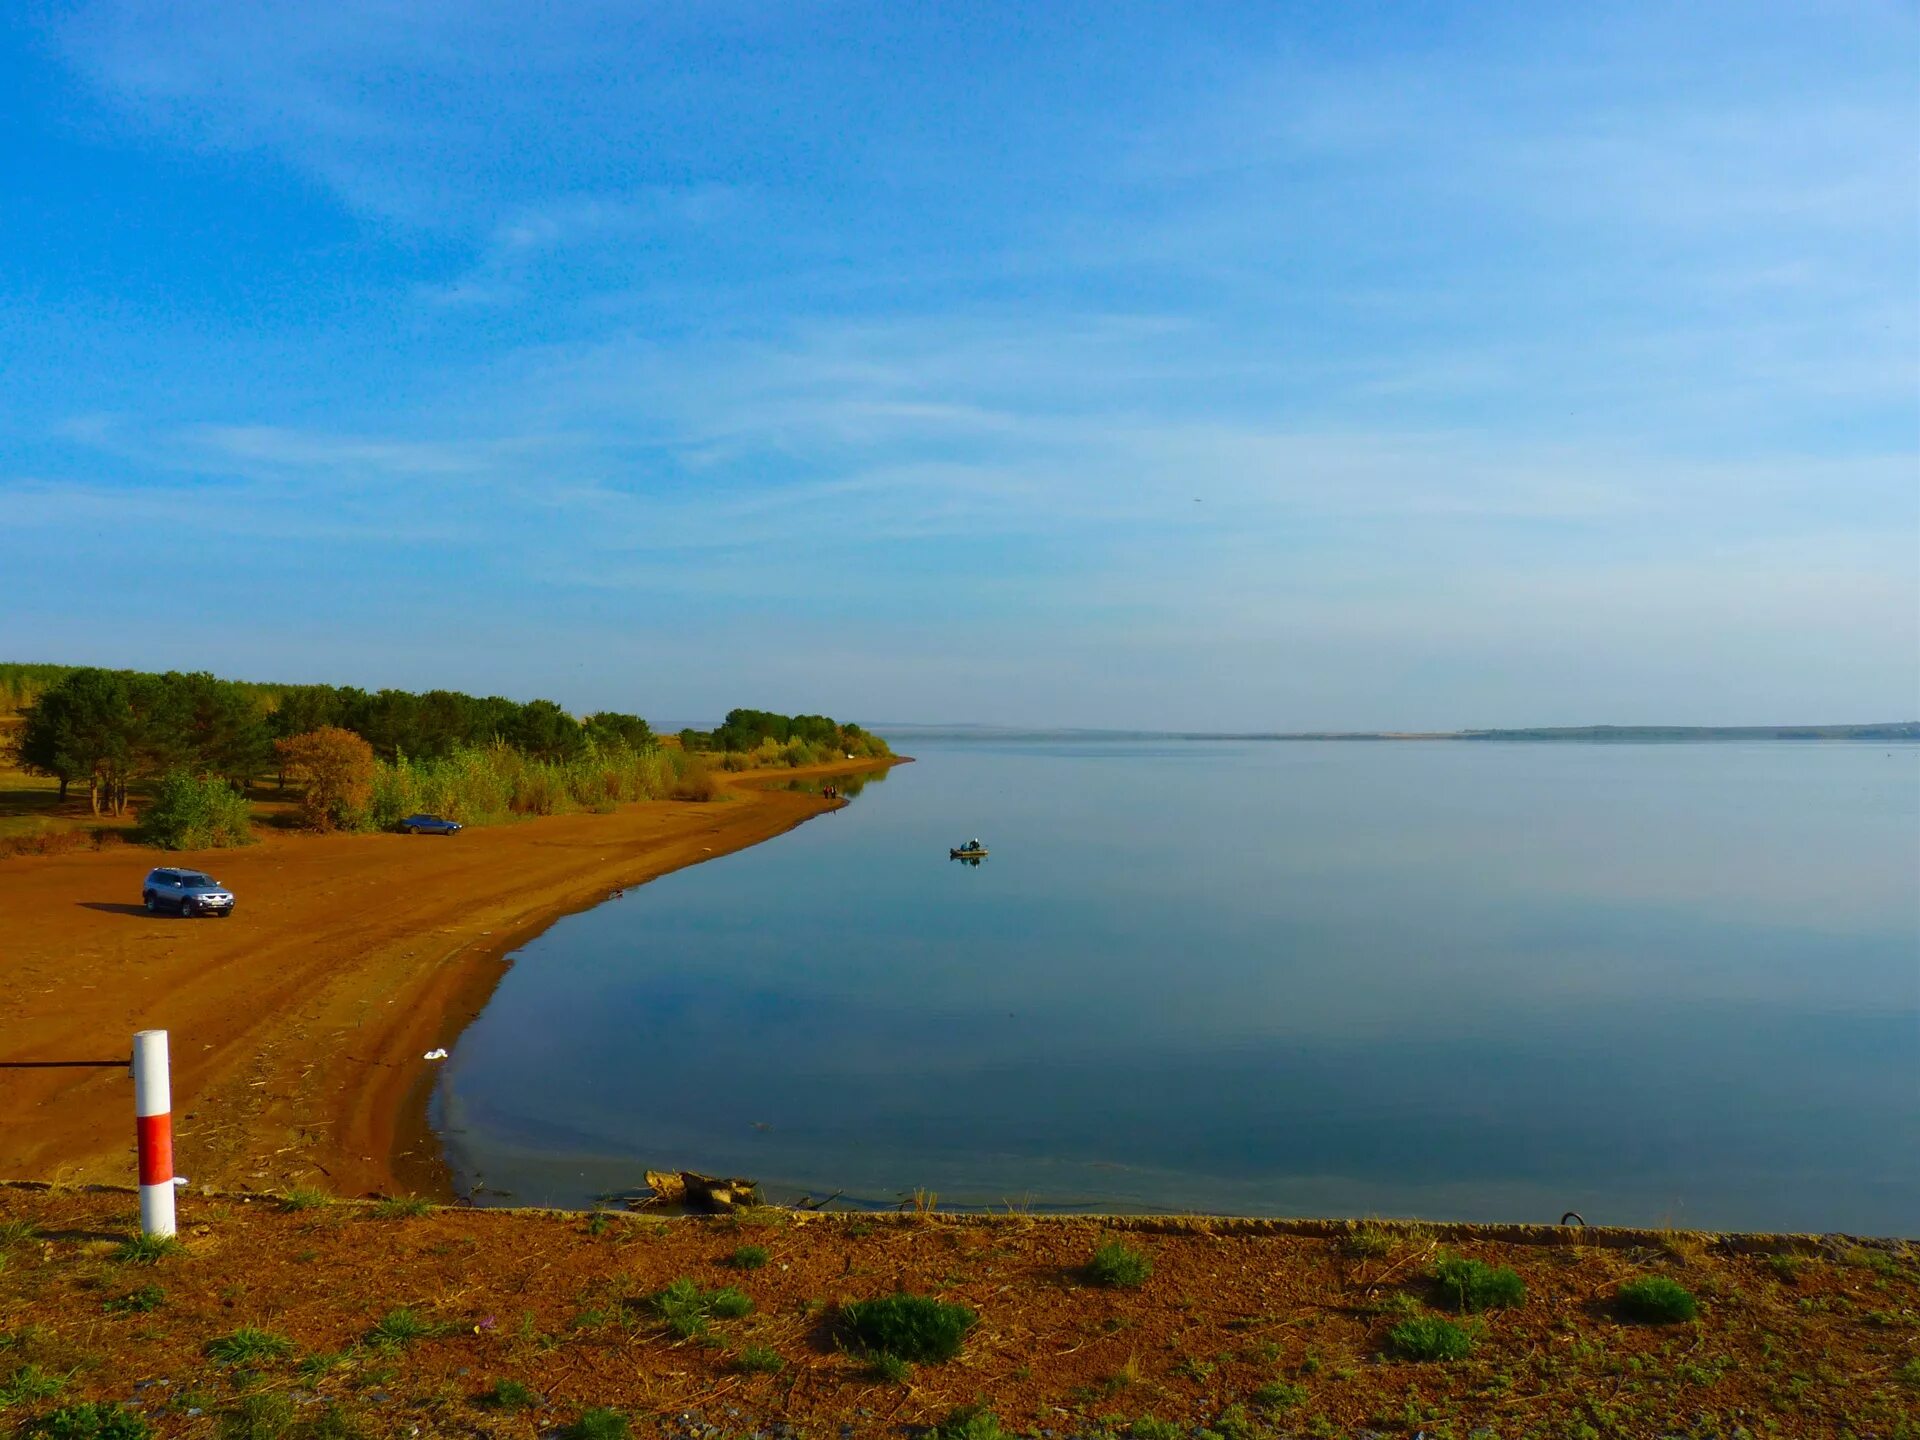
[{"xmin": 142, "ymin": 868, "xmax": 235, "ymax": 918}]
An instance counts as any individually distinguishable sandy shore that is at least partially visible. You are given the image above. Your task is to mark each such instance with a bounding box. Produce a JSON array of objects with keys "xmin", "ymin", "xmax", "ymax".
[{"xmin": 0, "ymin": 759, "xmax": 899, "ymax": 1201}]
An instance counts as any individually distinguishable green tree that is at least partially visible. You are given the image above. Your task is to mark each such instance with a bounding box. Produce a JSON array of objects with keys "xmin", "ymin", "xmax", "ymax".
[
  {"xmin": 14, "ymin": 668, "xmax": 134, "ymax": 813},
  {"xmin": 512, "ymin": 699, "xmax": 586, "ymax": 762},
  {"xmin": 584, "ymin": 712, "xmax": 654, "ymax": 750}
]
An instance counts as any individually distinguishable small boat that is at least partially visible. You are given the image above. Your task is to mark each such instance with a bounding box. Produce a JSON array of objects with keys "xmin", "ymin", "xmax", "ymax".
[{"xmin": 949, "ymin": 838, "xmax": 989, "ymax": 859}]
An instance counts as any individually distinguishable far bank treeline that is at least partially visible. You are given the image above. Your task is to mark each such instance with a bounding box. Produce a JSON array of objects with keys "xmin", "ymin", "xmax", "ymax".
[{"xmin": 1, "ymin": 663, "xmax": 888, "ymax": 848}]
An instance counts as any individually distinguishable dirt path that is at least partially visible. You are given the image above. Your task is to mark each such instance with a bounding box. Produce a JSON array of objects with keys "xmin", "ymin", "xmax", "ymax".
[{"xmin": 0, "ymin": 760, "xmax": 898, "ymax": 1200}]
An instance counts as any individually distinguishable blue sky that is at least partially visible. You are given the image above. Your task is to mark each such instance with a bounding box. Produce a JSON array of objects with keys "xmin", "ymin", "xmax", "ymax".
[{"xmin": 3, "ymin": 1, "xmax": 1914, "ymax": 728}]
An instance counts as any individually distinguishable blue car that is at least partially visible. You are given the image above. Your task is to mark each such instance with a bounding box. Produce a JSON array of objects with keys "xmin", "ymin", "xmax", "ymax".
[{"xmin": 399, "ymin": 814, "xmax": 462, "ymax": 835}]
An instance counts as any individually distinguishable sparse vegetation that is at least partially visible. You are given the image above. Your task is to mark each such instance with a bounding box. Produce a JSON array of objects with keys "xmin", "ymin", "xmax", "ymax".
[
  {"xmin": 18, "ymin": 1403, "xmax": 152, "ymax": 1440},
  {"xmin": 1387, "ymin": 1314, "xmax": 1477, "ymax": 1361},
  {"xmin": 364, "ymin": 1308, "xmax": 442, "ymax": 1350},
  {"xmin": 646, "ymin": 1278, "xmax": 753, "ymax": 1340},
  {"xmin": 204, "ymin": 1325, "xmax": 295, "ymax": 1366},
  {"xmin": 370, "ymin": 1196, "xmax": 432, "ymax": 1219},
  {"xmin": 1249, "ymin": 1379, "xmax": 1307, "ymax": 1410},
  {"xmin": 729, "ymin": 1243, "xmax": 770, "ymax": 1269},
  {"xmin": 931, "ymin": 1406, "xmax": 1014, "ymax": 1440},
  {"xmin": 1431, "ymin": 1253, "xmax": 1526, "ymax": 1311},
  {"xmin": 734, "ymin": 1343, "xmax": 785, "ymax": 1374},
  {"xmin": 0, "ymin": 1364, "xmax": 66, "ymax": 1408},
  {"xmin": 840, "ymin": 1293, "xmax": 976, "ymax": 1364},
  {"xmin": 102, "ymin": 1284, "xmax": 165, "ymax": 1315},
  {"xmin": 563, "ymin": 1409, "xmax": 629, "ymax": 1440},
  {"xmin": 1617, "ymin": 1275, "xmax": 1699, "ymax": 1324},
  {"xmin": 1342, "ymin": 1225, "xmax": 1394, "ymax": 1258},
  {"xmin": 111, "ymin": 1233, "xmax": 184, "ymax": 1265},
  {"xmin": 280, "ymin": 1187, "xmax": 332, "ymax": 1212},
  {"xmin": 216, "ymin": 1394, "xmax": 293, "ymax": 1440},
  {"xmin": 478, "ymin": 1379, "xmax": 539, "ymax": 1409},
  {"xmin": 1086, "ymin": 1239, "xmax": 1153, "ymax": 1288}
]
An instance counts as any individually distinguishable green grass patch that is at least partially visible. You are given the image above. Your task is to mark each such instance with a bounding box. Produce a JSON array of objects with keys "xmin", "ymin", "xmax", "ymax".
[
  {"xmin": 101, "ymin": 1284, "xmax": 164, "ymax": 1315},
  {"xmin": 931, "ymin": 1406, "xmax": 1014, "ymax": 1440},
  {"xmin": 478, "ymin": 1379, "xmax": 539, "ymax": 1409},
  {"xmin": 364, "ymin": 1308, "xmax": 443, "ymax": 1350},
  {"xmin": 563, "ymin": 1409, "xmax": 629, "ymax": 1440},
  {"xmin": 1085, "ymin": 1240, "xmax": 1153, "ymax": 1288},
  {"xmin": 1616, "ymin": 1275, "xmax": 1699, "ymax": 1324},
  {"xmin": 728, "ymin": 1244, "xmax": 770, "ymax": 1269},
  {"xmin": 733, "ymin": 1343, "xmax": 785, "ymax": 1374},
  {"xmin": 1127, "ymin": 1421, "xmax": 1184, "ymax": 1440},
  {"xmin": 216, "ymin": 1394, "xmax": 293, "ymax": 1440},
  {"xmin": 868, "ymin": 1351, "xmax": 912, "ymax": 1383},
  {"xmin": 1249, "ymin": 1379, "xmax": 1307, "ymax": 1411},
  {"xmin": 645, "ymin": 1278, "xmax": 753, "ymax": 1339},
  {"xmin": 1387, "ymin": 1314, "xmax": 1477, "ymax": 1361},
  {"xmin": 18, "ymin": 1403, "xmax": 152, "ymax": 1440},
  {"xmin": 0, "ymin": 1221, "xmax": 39, "ymax": 1248},
  {"xmin": 1897, "ymin": 1356, "xmax": 1920, "ymax": 1389},
  {"xmin": 111, "ymin": 1234, "xmax": 184, "ymax": 1265},
  {"xmin": 1341, "ymin": 1225, "xmax": 1393, "ymax": 1259},
  {"xmin": 0, "ymin": 1364, "xmax": 66, "ymax": 1408},
  {"xmin": 280, "ymin": 1188, "xmax": 332, "ymax": 1212},
  {"xmin": 841, "ymin": 1293, "xmax": 976, "ymax": 1364},
  {"xmin": 369, "ymin": 1196, "xmax": 432, "ymax": 1219},
  {"xmin": 205, "ymin": 1326, "xmax": 295, "ymax": 1366},
  {"xmin": 1431, "ymin": 1253, "xmax": 1526, "ymax": 1312}
]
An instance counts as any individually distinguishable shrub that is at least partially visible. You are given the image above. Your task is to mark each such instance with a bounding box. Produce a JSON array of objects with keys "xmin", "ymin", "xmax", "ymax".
[
  {"xmin": 275, "ymin": 727, "xmax": 374, "ymax": 830},
  {"xmin": 647, "ymin": 1278, "xmax": 752, "ymax": 1339},
  {"xmin": 138, "ymin": 772, "xmax": 253, "ymax": 849},
  {"xmin": 840, "ymin": 1294, "xmax": 976, "ymax": 1364},
  {"xmin": 205, "ymin": 1326, "xmax": 295, "ymax": 1366},
  {"xmin": 563, "ymin": 1410, "xmax": 629, "ymax": 1440},
  {"xmin": 19, "ymin": 1404, "xmax": 151, "ymax": 1440},
  {"xmin": 1387, "ymin": 1314, "xmax": 1476, "ymax": 1361},
  {"xmin": 1617, "ymin": 1276, "xmax": 1698, "ymax": 1324},
  {"xmin": 868, "ymin": 1351, "xmax": 911, "ymax": 1382},
  {"xmin": 1086, "ymin": 1240, "xmax": 1153, "ymax": 1288},
  {"xmin": 1431, "ymin": 1254, "xmax": 1526, "ymax": 1312},
  {"xmin": 671, "ymin": 758, "xmax": 721, "ymax": 802}
]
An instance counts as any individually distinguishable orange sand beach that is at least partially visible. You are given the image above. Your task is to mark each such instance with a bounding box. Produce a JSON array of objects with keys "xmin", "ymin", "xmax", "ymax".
[{"xmin": 0, "ymin": 759, "xmax": 900, "ymax": 1202}]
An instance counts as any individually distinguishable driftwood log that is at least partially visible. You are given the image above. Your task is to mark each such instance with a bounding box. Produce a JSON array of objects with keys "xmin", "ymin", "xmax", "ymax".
[{"xmin": 637, "ymin": 1169, "xmax": 760, "ymax": 1212}]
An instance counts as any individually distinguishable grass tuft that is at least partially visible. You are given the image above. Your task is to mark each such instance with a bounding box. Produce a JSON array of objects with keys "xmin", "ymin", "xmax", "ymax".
[
  {"xmin": 868, "ymin": 1351, "xmax": 912, "ymax": 1383},
  {"xmin": 204, "ymin": 1326, "xmax": 295, "ymax": 1366},
  {"xmin": 18, "ymin": 1403, "xmax": 152, "ymax": 1440},
  {"xmin": 369, "ymin": 1196, "xmax": 432, "ymax": 1220},
  {"xmin": 364, "ymin": 1308, "xmax": 442, "ymax": 1350},
  {"xmin": 216, "ymin": 1394, "xmax": 292, "ymax": 1440},
  {"xmin": 1431, "ymin": 1253, "xmax": 1526, "ymax": 1312},
  {"xmin": 1387, "ymin": 1314, "xmax": 1476, "ymax": 1361},
  {"xmin": 0, "ymin": 1364, "xmax": 66, "ymax": 1408},
  {"xmin": 0, "ymin": 1221, "xmax": 40, "ymax": 1248},
  {"xmin": 733, "ymin": 1343, "xmax": 785, "ymax": 1374},
  {"xmin": 478, "ymin": 1379, "xmax": 539, "ymax": 1409},
  {"xmin": 1249, "ymin": 1379, "xmax": 1307, "ymax": 1411},
  {"xmin": 111, "ymin": 1233, "xmax": 184, "ymax": 1265},
  {"xmin": 102, "ymin": 1284, "xmax": 165, "ymax": 1315},
  {"xmin": 1085, "ymin": 1240, "xmax": 1153, "ymax": 1288},
  {"xmin": 1342, "ymin": 1224, "xmax": 1394, "ymax": 1258},
  {"xmin": 645, "ymin": 1278, "xmax": 753, "ymax": 1338},
  {"xmin": 1616, "ymin": 1275, "xmax": 1698, "ymax": 1324},
  {"xmin": 728, "ymin": 1244, "xmax": 770, "ymax": 1269},
  {"xmin": 280, "ymin": 1188, "xmax": 332, "ymax": 1212},
  {"xmin": 931, "ymin": 1406, "xmax": 1014, "ymax": 1440},
  {"xmin": 841, "ymin": 1293, "xmax": 976, "ymax": 1364},
  {"xmin": 562, "ymin": 1409, "xmax": 629, "ymax": 1440}
]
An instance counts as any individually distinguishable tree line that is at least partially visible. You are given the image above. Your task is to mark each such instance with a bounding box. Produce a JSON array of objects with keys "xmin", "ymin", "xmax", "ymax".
[
  {"xmin": 682, "ymin": 707, "xmax": 886, "ymax": 758},
  {"xmin": 7, "ymin": 666, "xmax": 656, "ymax": 815}
]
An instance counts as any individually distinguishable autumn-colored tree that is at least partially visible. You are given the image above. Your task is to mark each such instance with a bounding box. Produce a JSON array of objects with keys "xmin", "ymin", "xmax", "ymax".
[{"xmin": 275, "ymin": 726, "xmax": 375, "ymax": 831}]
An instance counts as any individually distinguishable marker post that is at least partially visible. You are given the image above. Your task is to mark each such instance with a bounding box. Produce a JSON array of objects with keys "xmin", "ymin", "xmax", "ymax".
[{"xmin": 131, "ymin": 1030, "xmax": 174, "ymax": 1237}]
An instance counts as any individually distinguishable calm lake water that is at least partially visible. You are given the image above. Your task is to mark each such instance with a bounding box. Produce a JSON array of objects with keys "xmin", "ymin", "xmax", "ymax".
[{"xmin": 434, "ymin": 739, "xmax": 1920, "ymax": 1234}]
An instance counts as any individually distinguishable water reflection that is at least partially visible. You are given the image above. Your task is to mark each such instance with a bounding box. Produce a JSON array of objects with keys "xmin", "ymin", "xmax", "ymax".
[{"xmin": 437, "ymin": 740, "xmax": 1920, "ymax": 1233}]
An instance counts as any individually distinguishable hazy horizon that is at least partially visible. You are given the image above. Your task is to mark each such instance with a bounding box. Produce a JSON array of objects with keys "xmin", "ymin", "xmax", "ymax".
[{"xmin": 5, "ymin": 3, "xmax": 1915, "ymax": 729}]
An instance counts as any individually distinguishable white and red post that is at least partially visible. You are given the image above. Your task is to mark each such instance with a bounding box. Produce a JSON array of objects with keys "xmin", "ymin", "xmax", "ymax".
[{"xmin": 131, "ymin": 1029, "xmax": 175, "ymax": 1237}]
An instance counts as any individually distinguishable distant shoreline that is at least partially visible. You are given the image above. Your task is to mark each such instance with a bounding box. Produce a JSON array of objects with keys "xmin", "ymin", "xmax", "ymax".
[{"xmin": 883, "ymin": 721, "xmax": 1920, "ymax": 743}]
